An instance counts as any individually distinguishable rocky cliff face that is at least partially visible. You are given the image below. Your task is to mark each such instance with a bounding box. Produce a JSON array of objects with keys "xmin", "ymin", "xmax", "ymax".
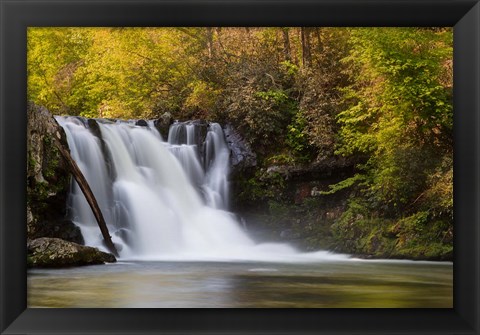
[
  {"xmin": 27, "ymin": 102, "xmax": 84, "ymax": 244},
  {"xmin": 223, "ymin": 123, "xmax": 257, "ymax": 174}
]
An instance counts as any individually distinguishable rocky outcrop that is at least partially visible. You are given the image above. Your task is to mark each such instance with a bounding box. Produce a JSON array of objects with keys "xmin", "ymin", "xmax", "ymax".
[
  {"xmin": 135, "ymin": 119, "xmax": 148, "ymax": 127},
  {"xmin": 86, "ymin": 118, "xmax": 102, "ymax": 138},
  {"xmin": 27, "ymin": 238, "xmax": 116, "ymax": 268},
  {"xmin": 223, "ymin": 123, "xmax": 257, "ymax": 173},
  {"xmin": 264, "ymin": 156, "xmax": 355, "ymax": 181},
  {"xmin": 27, "ymin": 102, "xmax": 83, "ymax": 244},
  {"xmin": 86, "ymin": 118, "xmax": 117, "ymax": 182},
  {"xmin": 168, "ymin": 120, "xmax": 208, "ymax": 144},
  {"xmin": 154, "ymin": 112, "xmax": 173, "ymax": 139},
  {"xmin": 27, "ymin": 209, "xmax": 83, "ymax": 245}
]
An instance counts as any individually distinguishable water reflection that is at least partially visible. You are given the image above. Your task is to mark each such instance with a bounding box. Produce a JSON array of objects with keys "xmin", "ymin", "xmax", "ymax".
[{"xmin": 28, "ymin": 260, "xmax": 452, "ymax": 308}]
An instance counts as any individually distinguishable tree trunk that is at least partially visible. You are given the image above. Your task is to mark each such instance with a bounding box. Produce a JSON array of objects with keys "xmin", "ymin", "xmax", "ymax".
[
  {"xmin": 206, "ymin": 27, "xmax": 214, "ymax": 58},
  {"xmin": 282, "ymin": 28, "xmax": 292, "ymax": 62},
  {"xmin": 315, "ymin": 27, "xmax": 323, "ymax": 54},
  {"xmin": 53, "ymin": 135, "xmax": 119, "ymax": 257},
  {"xmin": 301, "ymin": 27, "xmax": 312, "ymax": 68}
]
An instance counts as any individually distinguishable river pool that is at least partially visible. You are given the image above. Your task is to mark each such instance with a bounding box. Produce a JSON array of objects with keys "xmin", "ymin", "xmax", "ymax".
[{"xmin": 28, "ymin": 259, "xmax": 452, "ymax": 308}]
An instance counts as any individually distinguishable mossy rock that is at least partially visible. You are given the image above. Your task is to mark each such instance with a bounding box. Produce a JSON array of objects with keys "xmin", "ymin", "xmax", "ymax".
[
  {"xmin": 331, "ymin": 208, "xmax": 453, "ymax": 261},
  {"xmin": 27, "ymin": 238, "xmax": 116, "ymax": 268}
]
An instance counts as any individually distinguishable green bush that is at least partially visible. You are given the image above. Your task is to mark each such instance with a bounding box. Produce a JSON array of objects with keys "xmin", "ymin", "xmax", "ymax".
[{"xmin": 235, "ymin": 169, "xmax": 286, "ymax": 205}]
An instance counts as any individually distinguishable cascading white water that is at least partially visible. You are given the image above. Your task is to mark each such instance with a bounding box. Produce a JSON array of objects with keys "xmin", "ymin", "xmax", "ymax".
[{"xmin": 56, "ymin": 117, "xmax": 348, "ymax": 262}]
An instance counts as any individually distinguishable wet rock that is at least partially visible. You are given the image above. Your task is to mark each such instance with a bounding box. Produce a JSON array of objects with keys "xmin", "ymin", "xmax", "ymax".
[
  {"xmin": 135, "ymin": 119, "xmax": 148, "ymax": 127},
  {"xmin": 32, "ymin": 218, "xmax": 84, "ymax": 245},
  {"xmin": 113, "ymin": 227, "xmax": 132, "ymax": 246},
  {"xmin": 27, "ymin": 102, "xmax": 69, "ymax": 185},
  {"xmin": 285, "ymin": 157, "xmax": 355, "ymax": 182},
  {"xmin": 168, "ymin": 120, "xmax": 208, "ymax": 144},
  {"xmin": 87, "ymin": 118, "xmax": 102, "ymax": 138},
  {"xmin": 27, "ymin": 237, "xmax": 116, "ymax": 268},
  {"xmin": 87, "ymin": 118, "xmax": 117, "ymax": 182},
  {"xmin": 266, "ymin": 165, "xmax": 288, "ymax": 175},
  {"xmin": 27, "ymin": 102, "xmax": 79, "ymax": 242},
  {"xmin": 186, "ymin": 120, "xmax": 208, "ymax": 145},
  {"xmin": 223, "ymin": 123, "xmax": 257, "ymax": 173},
  {"xmin": 154, "ymin": 112, "xmax": 173, "ymax": 139}
]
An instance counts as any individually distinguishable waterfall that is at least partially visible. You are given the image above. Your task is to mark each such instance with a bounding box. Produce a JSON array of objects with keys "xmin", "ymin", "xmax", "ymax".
[{"xmin": 56, "ymin": 117, "xmax": 347, "ymax": 262}]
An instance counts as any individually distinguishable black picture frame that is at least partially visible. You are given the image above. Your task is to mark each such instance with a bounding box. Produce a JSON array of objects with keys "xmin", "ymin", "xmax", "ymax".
[{"xmin": 1, "ymin": 0, "xmax": 479, "ymax": 334}]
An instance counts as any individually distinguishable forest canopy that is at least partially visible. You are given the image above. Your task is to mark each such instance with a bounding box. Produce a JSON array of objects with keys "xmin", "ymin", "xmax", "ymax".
[{"xmin": 28, "ymin": 27, "xmax": 453, "ymax": 259}]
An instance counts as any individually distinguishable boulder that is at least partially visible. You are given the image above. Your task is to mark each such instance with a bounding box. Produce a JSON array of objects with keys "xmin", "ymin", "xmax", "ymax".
[
  {"xmin": 27, "ymin": 237, "xmax": 116, "ymax": 268},
  {"xmin": 135, "ymin": 119, "xmax": 148, "ymax": 127},
  {"xmin": 29, "ymin": 215, "xmax": 84, "ymax": 245},
  {"xmin": 154, "ymin": 112, "xmax": 173, "ymax": 139}
]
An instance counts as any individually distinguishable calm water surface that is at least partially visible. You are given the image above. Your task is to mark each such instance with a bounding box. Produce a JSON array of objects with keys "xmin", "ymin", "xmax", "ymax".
[{"xmin": 28, "ymin": 260, "xmax": 452, "ymax": 308}]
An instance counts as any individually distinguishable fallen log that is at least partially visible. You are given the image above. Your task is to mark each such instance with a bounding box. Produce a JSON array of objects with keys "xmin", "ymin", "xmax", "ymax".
[{"xmin": 52, "ymin": 133, "xmax": 119, "ymax": 257}]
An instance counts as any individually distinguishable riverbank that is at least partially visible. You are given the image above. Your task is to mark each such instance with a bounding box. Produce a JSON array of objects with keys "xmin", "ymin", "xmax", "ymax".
[{"xmin": 231, "ymin": 164, "xmax": 453, "ymax": 262}]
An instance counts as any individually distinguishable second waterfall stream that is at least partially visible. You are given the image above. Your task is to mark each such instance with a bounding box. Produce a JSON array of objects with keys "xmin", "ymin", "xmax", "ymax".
[{"xmin": 56, "ymin": 117, "xmax": 348, "ymax": 262}]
